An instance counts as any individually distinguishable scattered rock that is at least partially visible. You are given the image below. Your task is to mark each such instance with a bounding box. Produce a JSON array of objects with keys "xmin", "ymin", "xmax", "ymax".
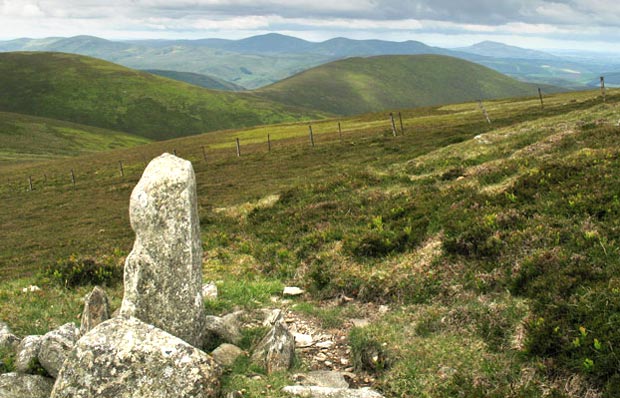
[
  {"xmin": 120, "ymin": 153, "xmax": 205, "ymax": 347},
  {"xmin": 202, "ymin": 282, "xmax": 218, "ymax": 300},
  {"xmin": 0, "ymin": 333, "xmax": 21, "ymax": 352},
  {"xmin": 211, "ymin": 343, "xmax": 245, "ymax": 367},
  {"xmin": 21, "ymin": 285, "xmax": 41, "ymax": 293},
  {"xmin": 50, "ymin": 316, "xmax": 221, "ymax": 398},
  {"xmin": 282, "ymin": 386, "xmax": 384, "ymax": 398},
  {"xmin": 0, "ymin": 321, "xmax": 10, "ymax": 335},
  {"xmin": 316, "ymin": 341, "xmax": 334, "ymax": 349},
  {"xmin": 262, "ymin": 309, "xmax": 284, "ymax": 326},
  {"xmin": 204, "ymin": 315, "xmax": 243, "ymax": 345},
  {"xmin": 0, "ymin": 372, "xmax": 54, "ymax": 398},
  {"xmin": 295, "ymin": 371, "xmax": 349, "ymax": 388},
  {"xmin": 294, "ymin": 333, "xmax": 314, "ymax": 348},
  {"xmin": 251, "ymin": 322, "xmax": 295, "ymax": 374},
  {"xmin": 15, "ymin": 335, "xmax": 43, "ymax": 374},
  {"xmin": 283, "ymin": 287, "xmax": 304, "ymax": 296},
  {"xmin": 38, "ymin": 323, "xmax": 79, "ymax": 378},
  {"xmin": 80, "ymin": 286, "xmax": 110, "ymax": 335}
]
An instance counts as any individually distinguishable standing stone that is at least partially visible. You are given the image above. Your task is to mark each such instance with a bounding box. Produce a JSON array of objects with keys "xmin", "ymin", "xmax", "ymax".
[
  {"xmin": 80, "ymin": 286, "xmax": 110, "ymax": 335},
  {"xmin": 50, "ymin": 317, "xmax": 220, "ymax": 398},
  {"xmin": 0, "ymin": 373, "xmax": 54, "ymax": 398},
  {"xmin": 38, "ymin": 323, "xmax": 79, "ymax": 378},
  {"xmin": 120, "ymin": 153, "xmax": 205, "ymax": 347},
  {"xmin": 251, "ymin": 321, "xmax": 295, "ymax": 374},
  {"xmin": 211, "ymin": 343, "xmax": 245, "ymax": 367}
]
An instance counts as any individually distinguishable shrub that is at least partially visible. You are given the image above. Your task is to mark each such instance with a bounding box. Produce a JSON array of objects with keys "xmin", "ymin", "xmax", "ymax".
[{"xmin": 44, "ymin": 254, "xmax": 123, "ymax": 288}]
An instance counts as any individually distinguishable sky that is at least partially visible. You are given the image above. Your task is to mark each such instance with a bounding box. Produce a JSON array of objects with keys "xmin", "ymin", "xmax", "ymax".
[{"xmin": 2, "ymin": 0, "xmax": 620, "ymax": 52}]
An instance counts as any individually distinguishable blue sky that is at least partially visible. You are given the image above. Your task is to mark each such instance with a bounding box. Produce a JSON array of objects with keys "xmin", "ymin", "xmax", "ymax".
[{"xmin": 1, "ymin": 0, "xmax": 620, "ymax": 52}]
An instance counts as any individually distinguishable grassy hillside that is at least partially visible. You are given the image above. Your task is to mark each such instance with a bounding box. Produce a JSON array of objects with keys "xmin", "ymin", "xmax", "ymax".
[
  {"xmin": 256, "ymin": 54, "xmax": 546, "ymax": 115},
  {"xmin": 0, "ymin": 52, "xmax": 323, "ymax": 140},
  {"xmin": 2, "ymin": 88, "xmax": 619, "ymax": 396},
  {"xmin": 143, "ymin": 69, "xmax": 245, "ymax": 91},
  {"xmin": 0, "ymin": 111, "xmax": 149, "ymax": 163}
]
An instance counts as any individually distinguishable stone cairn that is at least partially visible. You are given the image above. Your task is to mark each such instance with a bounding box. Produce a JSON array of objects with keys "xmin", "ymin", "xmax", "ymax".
[{"xmin": 0, "ymin": 153, "xmax": 383, "ymax": 398}]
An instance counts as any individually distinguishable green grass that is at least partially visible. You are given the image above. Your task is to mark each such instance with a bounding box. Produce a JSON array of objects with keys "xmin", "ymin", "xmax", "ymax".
[
  {"xmin": 143, "ymin": 69, "xmax": 245, "ymax": 91},
  {"xmin": 0, "ymin": 111, "xmax": 150, "ymax": 163},
  {"xmin": 256, "ymin": 54, "xmax": 552, "ymax": 115},
  {"xmin": 0, "ymin": 52, "xmax": 324, "ymax": 140},
  {"xmin": 2, "ymin": 88, "xmax": 619, "ymax": 396}
]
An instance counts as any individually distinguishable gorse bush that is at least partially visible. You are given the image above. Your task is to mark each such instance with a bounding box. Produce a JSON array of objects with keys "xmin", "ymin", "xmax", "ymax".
[{"xmin": 44, "ymin": 253, "xmax": 124, "ymax": 288}]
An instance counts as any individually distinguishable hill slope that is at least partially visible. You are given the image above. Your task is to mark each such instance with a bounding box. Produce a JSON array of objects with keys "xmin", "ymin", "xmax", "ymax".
[
  {"xmin": 142, "ymin": 69, "xmax": 245, "ymax": 91},
  {"xmin": 0, "ymin": 111, "xmax": 149, "ymax": 163},
  {"xmin": 0, "ymin": 52, "xmax": 322, "ymax": 140},
  {"xmin": 256, "ymin": 54, "xmax": 544, "ymax": 115}
]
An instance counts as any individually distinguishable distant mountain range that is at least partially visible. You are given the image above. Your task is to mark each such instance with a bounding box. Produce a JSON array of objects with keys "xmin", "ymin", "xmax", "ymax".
[{"xmin": 2, "ymin": 34, "xmax": 618, "ymax": 90}]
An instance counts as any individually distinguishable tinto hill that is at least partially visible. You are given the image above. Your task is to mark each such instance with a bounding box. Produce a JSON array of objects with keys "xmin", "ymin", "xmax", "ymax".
[
  {"xmin": 0, "ymin": 52, "xmax": 322, "ymax": 140},
  {"xmin": 256, "ymin": 54, "xmax": 549, "ymax": 115}
]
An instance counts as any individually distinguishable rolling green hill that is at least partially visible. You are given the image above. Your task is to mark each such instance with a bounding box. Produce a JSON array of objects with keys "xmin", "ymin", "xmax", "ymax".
[
  {"xmin": 256, "ymin": 54, "xmax": 547, "ymax": 115},
  {"xmin": 142, "ymin": 69, "xmax": 245, "ymax": 91},
  {"xmin": 0, "ymin": 52, "xmax": 323, "ymax": 140},
  {"xmin": 0, "ymin": 111, "xmax": 150, "ymax": 163}
]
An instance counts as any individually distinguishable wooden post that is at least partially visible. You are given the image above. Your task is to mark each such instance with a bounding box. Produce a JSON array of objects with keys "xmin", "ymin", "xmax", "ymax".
[
  {"xmin": 308, "ymin": 125, "xmax": 315, "ymax": 147},
  {"xmin": 267, "ymin": 134, "xmax": 271, "ymax": 152},
  {"xmin": 173, "ymin": 149, "xmax": 177, "ymax": 156},
  {"xmin": 478, "ymin": 100, "xmax": 491, "ymax": 124},
  {"xmin": 201, "ymin": 146, "xmax": 207, "ymax": 162},
  {"xmin": 338, "ymin": 122, "xmax": 343, "ymax": 143},
  {"xmin": 390, "ymin": 113, "xmax": 397, "ymax": 136},
  {"xmin": 28, "ymin": 176, "xmax": 33, "ymax": 191},
  {"xmin": 398, "ymin": 111, "xmax": 404, "ymax": 134},
  {"xmin": 118, "ymin": 160, "xmax": 124, "ymax": 178},
  {"xmin": 70, "ymin": 169, "xmax": 76, "ymax": 188},
  {"xmin": 538, "ymin": 87, "xmax": 544, "ymax": 109},
  {"xmin": 43, "ymin": 174, "xmax": 47, "ymax": 183},
  {"xmin": 601, "ymin": 76, "xmax": 606, "ymax": 102},
  {"xmin": 236, "ymin": 138, "xmax": 241, "ymax": 157}
]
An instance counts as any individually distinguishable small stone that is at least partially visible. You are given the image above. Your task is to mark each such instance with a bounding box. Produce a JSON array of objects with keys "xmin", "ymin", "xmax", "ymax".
[
  {"xmin": 349, "ymin": 319, "xmax": 370, "ymax": 328},
  {"xmin": 324, "ymin": 360, "xmax": 333, "ymax": 367},
  {"xmin": 202, "ymin": 282, "xmax": 218, "ymax": 301},
  {"xmin": 378, "ymin": 305, "xmax": 389, "ymax": 314},
  {"xmin": 314, "ymin": 353, "xmax": 327, "ymax": 362},
  {"xmin": 293, "ymin": 333, "xmax": 313, "ymax": 348},
  {"xmin": 283, "ymin": 287, "xmax": 304, "ymax": 296},
  {"xmin": 204, "ymin": 315, "xmax": 242, "ymax": 345},
  {"xmin": 0, "ymin": 373, "xmax": 54, "ymax": 398},
  {"xmin": 0, "ymin": 333, "xmax": 21, "ymax": 352},
  {"xmin": 211, "ymin": 343, "xmax": 245, "ymax": 367},
  {"xmin": 282, "ymin": 386, "xmax": 385, "ymax": 398},
  {"xmin": 262, "ymin": 309, "xmax": 283, "ymax": 326},
  {"xmin": 251, "ymin": 322, "xmax": 295, "ymax": 374},
  {"xmin": 340, "ymin": 358, "xmax": 349, "ymax": 366},
  {"xmin": 0, "ymin": 321, "xmax": 10, "ymax": 335},
  {"xmin": 15, "ymin": 335, "xmax": 43, "ymax": 374},
  {"xmin": 80, "ymin": 286, "xmax": 110, "ymax": 335},
  {"xmin": 297, "ymin": 371, "xmax": 349, "ymax": 388},
  {"xmin": 38, "ymin": 323, "xmax": 79, "ymax": 378}
]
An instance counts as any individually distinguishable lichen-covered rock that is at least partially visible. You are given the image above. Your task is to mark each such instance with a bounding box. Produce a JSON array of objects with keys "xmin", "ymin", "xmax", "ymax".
[
  {"xmin": 0, "ymin": 372, "xmax": 54, "ymax": 398},
  {"xmin": 251, "ymin": 321, "xmax": 295, "ymax": 374},
  {"xmin": 282, "ymin": 386, "xmax": 385, "ymax": 398},
  {"xmin": 202, "ymin": 282, "xmax": 218, "ymax": 300},
  {"xmin": 15, "ymin": 335, "xmax": 43, "ymax": 374},
  {"xmin": 211, "ymin": 343, "xmax": 245, "ymax": 367},
  {"xmin": 80, "ymin": 286, "xmax": 110, "ymax": 335},
  {"xmin": 39, "ymin": 323, "xmax": 79, "ymax": 378},
  {"xmin": 297, "ymin": 371, "xmax": 349, "ymax": 388},
  {"xmin": 204, "ymin": 315, "xmax": 242, "ymax": 345},
  {"xmin": 0, "ymin": 321, "xmax": 10, "ymax": 336},
  {"xmin": 0, "ymin": 333, "xmax": 21, "ymax": 352},
  {"xmin": 50, "ymin": 316, "xmax": 221, "ymax": 398},
  {"xmin": 120, "ymin": 153, "xmax": 205, "ymax": 347}
]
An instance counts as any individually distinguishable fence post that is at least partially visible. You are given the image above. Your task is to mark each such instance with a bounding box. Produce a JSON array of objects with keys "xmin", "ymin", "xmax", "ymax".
[
  {"xmin": 538, "ymin": 88, "xmax": 544, "ymax": 109},
  {"xmin": 601, "ymin": 76, "xmax": 606, "ymax": 102},
  {"xmin": 338, "ymin": 122, "xmax": 343, "ymax": 143},
  {"xmin": 268, "ymin": 134, "xmax": 271, "ymax": 152},
  {"xmin": 478, "ymin": 100, "xmax": 491, "ymax": 124},
  {"xmin": 236, "ymin": 138, "xmax": 241, "ymax": 157},
  {"xmin": 118, "ymin": 160, "xmax": 124, "ymax": 178},
  {"xmin": 28, "ymin": 176, "xmax": 33, "ymax": 192},
  {"xmin": 173, "ymin": 149, "xmax": 177, "ymax": 156},
  {"xmin": 70, "ymin": 169, "xmax": 76, "ymax": 188},
  {"xmin": 398, "ymin": 111, "xmax": 404, "ymax": 134},
  {"xmin": 309, "ymin": 125, "xmax": 315, "ymax": 147},
  {"xmin": 201, "ymin": 146, "xmax": 207, "ymax": 162},
  {"xmin": 390, "ymin": 113, "xmax": 397, "ymax": 136}
]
